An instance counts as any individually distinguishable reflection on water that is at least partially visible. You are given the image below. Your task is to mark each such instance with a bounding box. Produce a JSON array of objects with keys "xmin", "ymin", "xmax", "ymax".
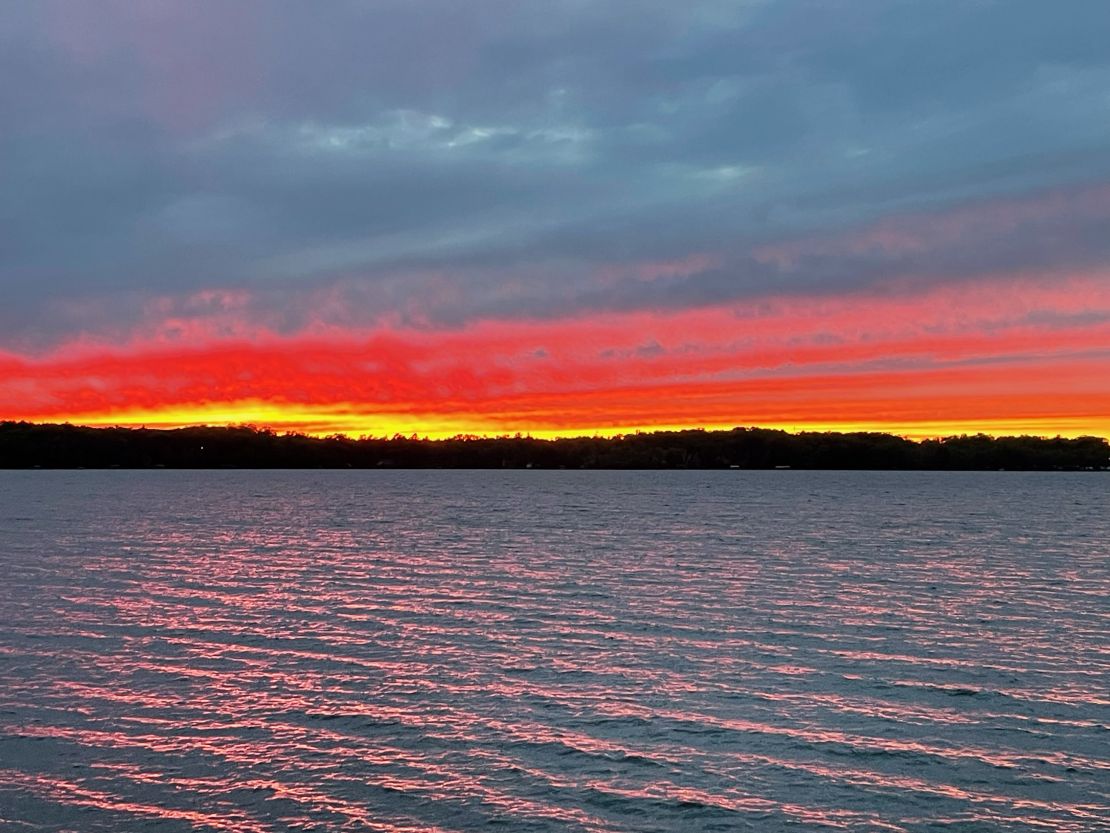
[{"xmin": 0, "ymin": 470, "xmax": 1107, "ymax": 832}]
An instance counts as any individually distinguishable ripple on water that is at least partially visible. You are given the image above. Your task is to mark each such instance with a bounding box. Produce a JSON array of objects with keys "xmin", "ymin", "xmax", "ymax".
[{"xmin": 0, "ymin": 469, "xmax": 1107, "ymax": 832}]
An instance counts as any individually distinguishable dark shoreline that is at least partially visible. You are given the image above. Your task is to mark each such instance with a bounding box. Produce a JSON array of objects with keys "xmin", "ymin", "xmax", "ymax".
[{"xmin": 2, "ymin": 422, "xmax": 1107, "ymax": 471}]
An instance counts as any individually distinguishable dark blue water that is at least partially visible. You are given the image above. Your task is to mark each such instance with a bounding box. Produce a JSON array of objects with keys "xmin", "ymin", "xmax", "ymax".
[{"xmin": 0, "ymin": 470, "xmax": 1107, "ymax": 831}]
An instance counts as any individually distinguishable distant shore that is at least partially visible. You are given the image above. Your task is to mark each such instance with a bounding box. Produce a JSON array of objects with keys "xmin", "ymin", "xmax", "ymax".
[{"xmin": 1, "ymin": 422, "xmax": 1107, "ymax": 470}]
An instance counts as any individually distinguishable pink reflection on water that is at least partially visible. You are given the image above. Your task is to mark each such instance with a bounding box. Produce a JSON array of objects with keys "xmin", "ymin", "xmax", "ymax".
[
  {"xmin": 0, "ymin": 768, "xmax": 272, "ymax": 833},
  {"xmin": 3, "ymin": 471, "xmax": 1107, "ymax": 831}
]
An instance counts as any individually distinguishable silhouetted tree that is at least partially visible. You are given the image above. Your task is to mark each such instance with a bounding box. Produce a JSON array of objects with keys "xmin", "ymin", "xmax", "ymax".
[{"xmin": 1, "ymin": 421, "xmax": 1106, "ymax": 470}]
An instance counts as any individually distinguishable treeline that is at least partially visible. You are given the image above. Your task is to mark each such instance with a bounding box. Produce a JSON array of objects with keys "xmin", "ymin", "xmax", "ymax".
[{"xmin": 0, "ymin": 422, "xmax": 1107, "ymax": 470}]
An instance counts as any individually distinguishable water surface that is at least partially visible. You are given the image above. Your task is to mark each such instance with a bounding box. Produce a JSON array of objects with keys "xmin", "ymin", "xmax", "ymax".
[{"xmin": 0, "ymin": 470, "xmax": 1107, "ymax": 831}]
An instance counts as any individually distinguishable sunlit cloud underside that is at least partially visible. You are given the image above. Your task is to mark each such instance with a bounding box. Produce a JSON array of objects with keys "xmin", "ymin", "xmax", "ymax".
[
  {"xmin": 5, "ymin": 274, "xmax": 1108, "ymax": 439},
  {"xmin": 3, "ymin": 2, "xmax": 1110, "ymax": 436}
]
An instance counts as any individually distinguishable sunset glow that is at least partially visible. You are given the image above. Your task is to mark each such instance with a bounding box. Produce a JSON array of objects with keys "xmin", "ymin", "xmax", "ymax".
[
  {"xmin": 2, "ymin": 2, "xmax": 1109, "ymax": 438},
  {"xmin": 5, "ymin": 5, "xmax": 1110, "ymax": 833},
  {"xmin": 5, "ymin": 271, "xmax": 1108, "ymax": 438}
]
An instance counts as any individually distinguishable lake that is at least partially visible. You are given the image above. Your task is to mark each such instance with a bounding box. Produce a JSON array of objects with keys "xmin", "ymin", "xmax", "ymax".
[{"xmin": 0, "ymin": 470, "xmax": 1106, "ymax": 831}]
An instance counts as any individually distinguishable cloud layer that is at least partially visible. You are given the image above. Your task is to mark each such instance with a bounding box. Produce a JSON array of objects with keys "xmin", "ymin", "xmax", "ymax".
[{"xmin": 2, "ymin": 1, "xmax": 1109, "ymax": 434}]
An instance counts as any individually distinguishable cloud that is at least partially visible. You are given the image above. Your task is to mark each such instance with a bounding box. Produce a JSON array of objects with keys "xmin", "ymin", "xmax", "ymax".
[
  {"xmin": 4, "ymin": 274, "xmax": 1108, "ymax": 437},
  {"xmin": 1, "ymin": 0, "xmax": 1109, "ymax": 357}
]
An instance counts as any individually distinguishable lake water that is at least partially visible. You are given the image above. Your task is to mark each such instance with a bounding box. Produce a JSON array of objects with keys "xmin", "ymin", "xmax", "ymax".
[{"xmin": 0, "ymin": 470, "xmax": 1106, "ymax": 832}]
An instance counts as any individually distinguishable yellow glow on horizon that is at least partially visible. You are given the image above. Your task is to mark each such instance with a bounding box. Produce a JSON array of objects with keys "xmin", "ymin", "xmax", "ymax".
[{"xmin": 32, "ymin": 401, "xmax": 1110, "ymax": 441}]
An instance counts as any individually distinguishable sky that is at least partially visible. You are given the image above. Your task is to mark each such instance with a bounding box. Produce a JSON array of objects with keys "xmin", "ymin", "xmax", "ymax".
[{"xmin": 2, "ymin": 0, "xmax": 1109, "ymax": 438}]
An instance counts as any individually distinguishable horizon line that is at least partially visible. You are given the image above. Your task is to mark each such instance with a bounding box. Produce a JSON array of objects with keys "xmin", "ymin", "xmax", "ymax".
[{"xmin": 7, "ymin": 418, "xmax": 1109, "ymax": 444}]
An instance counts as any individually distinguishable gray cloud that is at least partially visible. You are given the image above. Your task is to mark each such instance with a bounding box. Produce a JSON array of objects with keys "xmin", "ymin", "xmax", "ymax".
[{"xmin": 2, "ymin": 0, "xmax": 1110, "ymax": 346}]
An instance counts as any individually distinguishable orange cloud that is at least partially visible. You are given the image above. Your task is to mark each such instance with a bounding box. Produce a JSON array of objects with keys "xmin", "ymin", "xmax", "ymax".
[{"xmin": 3, "ymin": 274, "xmax": 1109, "ymax": 438}]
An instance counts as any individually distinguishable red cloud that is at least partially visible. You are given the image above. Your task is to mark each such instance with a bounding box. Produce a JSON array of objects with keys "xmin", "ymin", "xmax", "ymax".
[{"xmin": 3, "ymin": 273, "xmax": 1109, "ymax": 438}]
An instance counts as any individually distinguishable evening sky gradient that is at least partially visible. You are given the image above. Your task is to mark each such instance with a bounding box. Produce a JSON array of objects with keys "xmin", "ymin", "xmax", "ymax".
[{"xmin": 2, "ymin": 1, "xmax": 1109, "ymax": 437}]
